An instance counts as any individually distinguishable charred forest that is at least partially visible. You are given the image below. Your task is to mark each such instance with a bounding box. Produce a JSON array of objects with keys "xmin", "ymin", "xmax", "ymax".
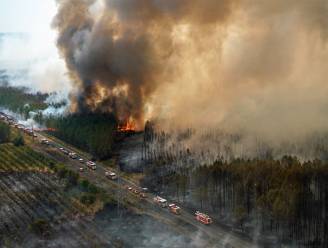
[
  {"xmin": 1, "ymin": 0, "xmax": 328, "ymax": 247},
  {"xmin": 141, "ymin": 127, "xmax": 328, "ymax": 247}
]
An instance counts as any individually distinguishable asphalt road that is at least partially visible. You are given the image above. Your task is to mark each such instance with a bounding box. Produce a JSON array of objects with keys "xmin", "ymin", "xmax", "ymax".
[{"xmin": 31, "ymin": 132, "xmax": 258, "ymax": 248}]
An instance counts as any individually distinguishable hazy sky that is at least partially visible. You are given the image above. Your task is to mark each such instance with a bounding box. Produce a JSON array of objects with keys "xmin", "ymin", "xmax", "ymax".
[
  {"xmin": 0, "ymin": 0, "xmax": 71, "ymax": 94},
  {"xmin": 0, "ymin": 0, "xmax": 56, "ymax": 33}
]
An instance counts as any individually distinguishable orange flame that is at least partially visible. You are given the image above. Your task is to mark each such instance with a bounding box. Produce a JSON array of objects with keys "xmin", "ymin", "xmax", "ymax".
[{"xmin": 118, "ymin": 119, "xmax": 136, "ymax": 132}]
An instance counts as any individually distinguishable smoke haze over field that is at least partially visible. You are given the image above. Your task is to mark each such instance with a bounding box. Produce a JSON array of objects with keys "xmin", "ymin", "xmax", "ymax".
[
  {"xmin": 54, "ymin": 0, "xmax": 328, "ymax": 142},
  {"xmin": 0, "ymin": 0, "xmax": 71, "ymax": 94}
]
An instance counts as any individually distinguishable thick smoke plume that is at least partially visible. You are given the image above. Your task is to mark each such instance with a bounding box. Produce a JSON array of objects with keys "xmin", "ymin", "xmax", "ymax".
[{"xmin": 54, "ymin": 0, "xmax": 328, "ymax": 142}]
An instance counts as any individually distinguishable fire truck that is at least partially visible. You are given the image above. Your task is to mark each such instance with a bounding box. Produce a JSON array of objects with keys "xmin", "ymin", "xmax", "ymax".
[
  {"xmin": 86, "ymin": 161, "xmax": 97, "ymax": 170},
  {"xmin": 169, "ymin": 204, "xmax": 181, "ymax": 215},
  {"xmin": 105, "ymin": 171, "xmax": 117, "ymax": 180},
  {"xmin": 153, "ymin": 196, "xmax": 168, "ymax": 208},
  {"xmin": 195, "ymin": 211, "xmax": 212, "ymax": 225}
]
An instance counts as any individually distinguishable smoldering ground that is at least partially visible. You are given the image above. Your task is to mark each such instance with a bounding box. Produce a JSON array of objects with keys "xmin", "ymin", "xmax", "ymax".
[
  {"xmin": 17, "ymin": 203, "xmax": 215, "ymax": 248},
  {"xmin": 53, "ymin": 0, "xmax": 328, "ymax": 149}
]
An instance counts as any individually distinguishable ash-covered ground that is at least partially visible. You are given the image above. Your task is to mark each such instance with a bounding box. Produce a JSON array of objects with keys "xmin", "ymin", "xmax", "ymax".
[
  {"xmin": 0, "ymin": 171, "xmax": 205, "ymax": 248},
  {"xmin": 19, "ymin": 205, "xmax": 203, "ymax": 248},
  {"xmin": 117, "ymin": 133, "xmax": 145, "ymax": 173}
]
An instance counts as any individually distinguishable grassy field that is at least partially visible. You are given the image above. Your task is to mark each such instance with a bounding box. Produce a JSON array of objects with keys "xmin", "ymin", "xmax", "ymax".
[
  {"xmin": 0, "ymin": 141, "xmax": 117, "ymax": 247},
  {"xmin": 0, "ymin": 143, "xmax": 54, "ymax": 173}
]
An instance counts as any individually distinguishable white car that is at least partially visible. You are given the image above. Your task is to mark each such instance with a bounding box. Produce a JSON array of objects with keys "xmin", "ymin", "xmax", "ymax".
[
  {"xmin": 69, "ymin": 152, "xmax": 78, "ymax": 159},
  {"xmin": 105, "ymin": 171, "xmax": 118, "ymax": 180},
  {"xmin": 86, "ymin": 161, "xmax": 97, "ymax": 170}
]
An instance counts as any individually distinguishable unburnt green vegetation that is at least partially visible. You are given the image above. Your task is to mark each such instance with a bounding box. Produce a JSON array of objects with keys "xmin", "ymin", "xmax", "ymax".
[
  {"xmin": 0, "ymin": 82, "xmax": 67, "ymax": 122},
  {"xmin": 45, "ymin": 113, "xmax": 117, "ymax": 160},
  {"xmin": 0, "ymin": 122, "xmax": 10, "ymax": 143},
  {"xmin": 0, "ymin": 125, "xmax": 106, "ymax": 210},
  {"xmin": 0, "ymin": 139, "xmax": 114, "ymax": 246},
  {"xmin": 0, "ymin": 85, "xmax": 48, "ymax": 113}
]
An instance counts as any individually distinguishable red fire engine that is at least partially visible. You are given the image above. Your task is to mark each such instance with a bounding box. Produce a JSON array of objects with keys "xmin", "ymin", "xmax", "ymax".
[
  {"xmin": 195, "ymin": 211, "xmax": 212, "ymax": 225},
  {"xmin": 169, "ymin": 204, "xmax": 181, "ymax": 215}
]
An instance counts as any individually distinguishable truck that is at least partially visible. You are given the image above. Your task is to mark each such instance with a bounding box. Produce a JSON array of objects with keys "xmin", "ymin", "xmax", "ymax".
[
  {"xmin": 169, "ymin": 204, "xmax": 181, "ymax": 215},
  {"xmin": 195, "ymin": 211, "xmax": 212, "ymax": 225},
  {"xmin": 105, "ymin": 171, "xmax": 118, "ymax": 180},
  {"xmin": 86, "ymin": 161, "xmax": 97, "ymax": 170},
  {"xmin": 153, "ymin": 196, "xmax": 168, "ymax": 208}
]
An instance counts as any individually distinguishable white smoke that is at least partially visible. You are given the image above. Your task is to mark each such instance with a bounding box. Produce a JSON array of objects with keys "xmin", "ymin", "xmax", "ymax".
[{"xmin": 0, "ymin": 32, "xmax": 71, "ymax": 94}]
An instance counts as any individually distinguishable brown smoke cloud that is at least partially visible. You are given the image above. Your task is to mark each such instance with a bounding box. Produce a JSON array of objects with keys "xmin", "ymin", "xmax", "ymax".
[{"xmin": 54, "ymin": 0, "xmax": 328, "ymax": 142}]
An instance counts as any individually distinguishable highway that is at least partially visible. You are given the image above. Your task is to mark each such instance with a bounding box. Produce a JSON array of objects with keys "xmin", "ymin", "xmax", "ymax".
[{"xmin": 33, "ymin": 132, "xmax": 257, "ymax": 248}]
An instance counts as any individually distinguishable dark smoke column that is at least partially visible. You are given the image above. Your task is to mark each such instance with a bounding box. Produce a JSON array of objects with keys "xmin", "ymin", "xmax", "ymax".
[
  {"xmin": 53, "ymin": 0, "xmax": 236, "ymax": 128},
  {"xmin": 52, "ymin": 0, "xmax": 163, "ymax": 128}
]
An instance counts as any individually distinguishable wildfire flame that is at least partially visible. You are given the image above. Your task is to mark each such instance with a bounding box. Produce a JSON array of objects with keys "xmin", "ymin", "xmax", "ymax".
[{"xmin": 118, "ymin": 119, "xmax": 136, "ymax": 132}]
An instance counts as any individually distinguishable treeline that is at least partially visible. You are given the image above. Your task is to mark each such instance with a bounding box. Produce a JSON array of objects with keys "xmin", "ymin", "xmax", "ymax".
[
  {"xmin": 142, "ymin": 127, "xmax": 328, "ymax": 247},
  {"xmin": 45, "ymin": 113, "xmax": 117, "ymax": 160},
  {"xmin": 0, "ymin": 122, "xmax": 10, "ymax": 143},
  {"xmin": 0, "ymin": 122, "xmax": 24, "ymax": 146},
  {"xmin": 0, "ymin": 84, "xmax": 67, "ymax": 122},
  {"xmin": 0, "ymin": 85, "xmax": 48, "ymax": 114}
]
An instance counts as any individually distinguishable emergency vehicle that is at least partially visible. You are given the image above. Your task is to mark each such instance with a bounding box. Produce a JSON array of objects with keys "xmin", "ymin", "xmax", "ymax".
[
  {"xmin": 86, "ymin": 161, "xmax": 97, "ymax": 170},
  {"xmin": 169, "ymin": 204, "xmax": 181, "ymax": 215},
  {"xmin": 153, "ymin": 196, "xmax": 168, "ymax": 208},
  {"xmin": 195, "ymin": 211, "xmax": 212, "ymax": 225}
]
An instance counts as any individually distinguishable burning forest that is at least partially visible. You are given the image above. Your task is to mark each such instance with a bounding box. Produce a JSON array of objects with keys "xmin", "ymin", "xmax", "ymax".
[
  {"xmin": 1, "ymin": 0, "xmax": 328, "ymax": 247},
  {"xmin": 52, "ymin": 0, "xmax": 328, "ymax": 148}
]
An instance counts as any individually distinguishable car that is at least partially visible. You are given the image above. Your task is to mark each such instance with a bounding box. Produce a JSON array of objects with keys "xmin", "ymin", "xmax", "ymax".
[
  {"xmin": 78, "ymin": 158, "xmax": 84, "ymax": 163},
  {"xmin": 69, "ymin": 152, "xmax": 78, "ymax": 159},
  {"xmin": 41, "ymin": 139, "xmax": 50, "ymax": 145},
  {"xmin": 79, "ymin": 167, "xmax": 85, "ymax": 172},
  {"xmin": 105, "ymin": 171, "xmax": 118, "ymax": 180}
]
